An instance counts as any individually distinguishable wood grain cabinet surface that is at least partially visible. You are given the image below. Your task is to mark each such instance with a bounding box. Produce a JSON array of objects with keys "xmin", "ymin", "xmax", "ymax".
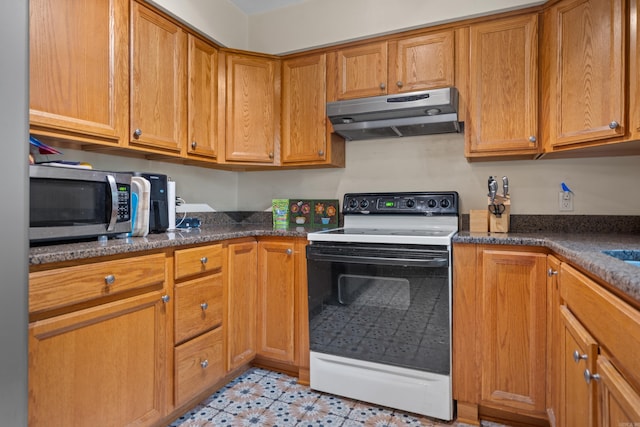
[
  {"xmin": 28, "ymin": 258, "xmax": 170, "ymax": 427},
  {"xmin": 222, "ymin": 52, "xmax": 281, "ymax": 165},
  {"xmin": 29, "ymin": 0, "xmax": 129, "ymax": 146},
  {"xmin": 327, "ymin": 30, "xmax": 455, "ymax": 101},
  {"xmin": 464, "ymin": 14, "xmax": 539, "ymax": 159},
  {"xmin": 541, "ymin": 0, "xmax": 626, "ymax": 152},
  {"xmin": 130, "ymin": 1, "xmax": 187, "ymax": 154}
]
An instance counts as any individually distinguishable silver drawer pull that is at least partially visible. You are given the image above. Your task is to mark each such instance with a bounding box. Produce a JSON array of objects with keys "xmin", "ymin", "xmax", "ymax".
[
  {"xmin": 547, "ymin": 268, "xmax": 558, "ymax": 277},
  {"xmin": 200, "ymin": 257, "xmax": 208, "ymax": 265},
  {"xmin": 573, "ymin": 350, "xmax": 588, "ymax": 363},
  {"xmin": 286, "ymin": 248, "xmax": 293, "ymax": 255},
  {"xmin": 200, "ymin": 360, "xmax": 209, "ymax": 369},
  {"xmin": 609, "ymin": 121, "xmax": 619, "ymax": 129},
  {"xmin": 104, "ymin": 274, "xmax": 115, "ymax": 285},
  {"xmin": 161, "ymin": 295, "xmax": 170, "ymax": 303},
  {"xmin": 201, "ymin": 302, "xmax": 208, "ymax": 311},
  {"xmin": 584, "ymin": 369, "xmax": 600, "ymax": 384}
]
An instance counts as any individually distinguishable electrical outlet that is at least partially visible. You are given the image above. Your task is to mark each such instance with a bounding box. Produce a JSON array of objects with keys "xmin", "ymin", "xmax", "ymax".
[{"xmin": 558, "ymin": 191, "xmax": 573, "ymax": 211}]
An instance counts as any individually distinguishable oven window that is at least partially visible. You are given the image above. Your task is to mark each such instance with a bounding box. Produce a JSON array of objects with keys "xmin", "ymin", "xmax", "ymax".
[{"xmin": 307, "ymin": 247, "xmax": 450, "ymax": 375}]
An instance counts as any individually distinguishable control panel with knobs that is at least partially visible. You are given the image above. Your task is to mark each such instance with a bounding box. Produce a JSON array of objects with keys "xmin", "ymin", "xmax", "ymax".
[{"xmin": 342, "ymin": 192, "xmax": 458, "ymax": 216}]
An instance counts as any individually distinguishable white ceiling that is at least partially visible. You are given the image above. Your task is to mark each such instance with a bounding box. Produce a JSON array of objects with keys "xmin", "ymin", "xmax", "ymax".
[{"xmin": 228, "ymin": 0, "xmax": 307, "ymax": 15}]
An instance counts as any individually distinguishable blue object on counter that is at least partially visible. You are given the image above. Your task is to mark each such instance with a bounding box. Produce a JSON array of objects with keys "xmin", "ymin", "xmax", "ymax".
[
  {"xmin": 176, "ymin": 217, "xmax": 201, "ymax": 229},
  {"xmin": 127, "ymin": 192, "xmax": 138, "ymax": 237}
]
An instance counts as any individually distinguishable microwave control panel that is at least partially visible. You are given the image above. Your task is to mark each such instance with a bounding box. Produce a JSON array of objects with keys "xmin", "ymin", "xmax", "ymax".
[{"xmin": 117, "ymin": 184, "xmax": 131, "ymax": 221}]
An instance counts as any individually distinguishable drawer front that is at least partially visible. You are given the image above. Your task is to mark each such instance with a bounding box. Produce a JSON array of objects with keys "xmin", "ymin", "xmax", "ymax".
[
  {"xmin": 175, "ymin": 273, "xmax": 223, "ymax": 343},
  {"xmin": 175, "ymin": 327, "xmax": 224, "ymax": 407},
  {"xmin": 174, "ymin": 244, "xmax": 223, "ymax": 280},
  {"xmin": 30, "ymin": 253, "xmax": 166, "ymax": 314}
]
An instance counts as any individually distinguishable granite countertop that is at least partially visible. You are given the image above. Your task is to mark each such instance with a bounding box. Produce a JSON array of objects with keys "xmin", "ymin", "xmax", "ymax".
[
  {"xmin": 29, "ymin": 224, "xmax": 313, "ymax": 266},
  {"xmin": 454, "ymin": 231, "xmax": 640, "ymax": 307}
]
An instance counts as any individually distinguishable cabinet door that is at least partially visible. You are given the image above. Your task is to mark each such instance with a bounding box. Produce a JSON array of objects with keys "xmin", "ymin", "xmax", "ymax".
[
  {"xmin": 130, "ymin": 2, "xmax": 186, "ymax": 153},
  {"xmin": 543, "ymin": 0, "xmax": 625, "ymax": 149},
  {"xmin": 186, "ymin": 35, "xmax": 223, "ymax": 161},
  {"xmin": 597, "ymin": 355, "xmax": 640, "ymax": 427},
  {"xmin": 281, "ymin": 54, "xmax": 328, "ymax": 164},
  {"xmin": 388, "ymin": 31, "xmax": 454, "ymax": 94},
  {"xmin": 466, "ymin": 14, "xmax": 539, "ymax": 158},
  {"xmin": 224, "ymin": 53, "xmax": 280, "ymax": 163},
  {"xmin": 327, "ymin": 41, "xmax": 388, "ymax": 100},
  {"xmin": 226, "ymin": 241, "xmax": 257, "ymax": 370},
  {"xmin": 630, "ymin": 0, "xmax": 640, "ymax": 141},
  {"xmin": 29, "ymin": 291, "xmax": 169, "ymax": 426},
  {"xmin": 29, "ymin": 0, "xmax": 128, "ymax": 146},
  {"xmin": 559, "ymin": 306, "xmax": 598, "ymax": 427},
  {"xmin": 479, "ymin": 249, "xmax": 547, "ymax": 415},
  {"xmin": 546, "ymin": 255, "xmax": 561, "ymax": 427},
  {"xmin": 257, "ymin": 239, "xmax": 296, "ymax": 364}
]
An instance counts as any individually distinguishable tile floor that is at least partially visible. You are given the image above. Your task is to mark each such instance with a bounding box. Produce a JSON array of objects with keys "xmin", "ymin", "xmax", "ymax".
[{"xmin": 167, "ymin": 367, "xmax": 508, "ymax": 427}]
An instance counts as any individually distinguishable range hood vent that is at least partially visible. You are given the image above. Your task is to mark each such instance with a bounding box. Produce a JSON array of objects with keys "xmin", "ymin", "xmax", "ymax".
[{"xmin": 327, "ymin": 87, "xmax": 462, "ymax": 141}]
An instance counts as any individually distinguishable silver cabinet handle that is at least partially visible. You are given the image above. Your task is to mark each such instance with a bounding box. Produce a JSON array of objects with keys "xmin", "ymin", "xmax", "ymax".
[
  {"xmin": 200, "ymin": 359, "xmax": 209, "ymax": 369},
  {"xmin": 529, "ymin": 135, "xmax": 537, "ymax": 143},
  {"xmin": 286, "ymin": 248, "xmax": 293, "ymax": 255},
  {"xmin": 379, "ymin": 83, "xmax": 386, "ymax": 90},
  {"xmin": 133, "ymin": 128, "xmax": 142, "ymax": 138},
  {"xmin": 609, "ymin": 121, "xmax": 619, "ymax": 129},
  {"xmin": 584, "ymin": 369, "xmax": 600, "ymax": 384},
  {"xmin": 200, "ymin": 257, "xmax": 208, "ymax": 265},
  {"xmin": 191, "ymin": 141, "xmax": 197, "ymax": 149},
  {"xmin": 573, "ymin": 350, "xmax": 588, "ymax": 363},
  {"xmin": 201, "ymin": 302, "xmax": 208, "ymax": 311},
  {"xmin": 396, "ymin": 81, "xmax": 403, "ymax": 88},
  {"xmin": 161, "ymin": 295, "xmax": 170, "ymax": 303},
  {"xmin": 547, "ymin": 268, "xmax": 558, "ymax": 277},
  {"xmin": 318, "ymin": 150, "xmax": 324, "ymax": 156},
  {"xmin": 104, "ymin": 274, "xmax": 115, "ymax": 285},
  {"xmin": 268, "ymin": 152, "xmax": 274, "ymax": 159}
]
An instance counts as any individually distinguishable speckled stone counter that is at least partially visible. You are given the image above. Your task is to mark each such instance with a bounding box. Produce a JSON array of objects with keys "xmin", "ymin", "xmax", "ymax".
[
  {"xmin": 453, "ymin": 231, "xmax": 640, "ymax": 307},
  {"xmin": 29, "ymin": 224, "xmax": 314, "ymax": 266}
]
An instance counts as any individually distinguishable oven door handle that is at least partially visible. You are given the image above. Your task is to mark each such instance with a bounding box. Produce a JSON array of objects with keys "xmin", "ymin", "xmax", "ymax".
[{"xmin": 306, "ymin": 251, "xmax": 448, "ymax": 268}]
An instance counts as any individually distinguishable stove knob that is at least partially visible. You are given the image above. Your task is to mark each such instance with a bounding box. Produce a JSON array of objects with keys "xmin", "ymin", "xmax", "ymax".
[
  {"xmin": 360, "ymin": 199, "xmax": 369, "ymax": 209},
  {"xmin": 348, "ymin": 199, "xmax": 358, "ymax": 209},
  {"xmin": 427, "ymin": 199, "xmax": 437, "ymax": 208},
  {"xmin": 405, "ymin": 199, "xmax": 415, "ymax": 208},
  {"xmin": 440, "ymin": 198, "xmax": 451, "ymax": 208}
]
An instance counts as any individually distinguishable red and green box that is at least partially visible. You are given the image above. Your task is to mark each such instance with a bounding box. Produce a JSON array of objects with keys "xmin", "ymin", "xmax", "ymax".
[{"xmin": 288, "ymin": 199, "xmax": 339, "ymax": 228}]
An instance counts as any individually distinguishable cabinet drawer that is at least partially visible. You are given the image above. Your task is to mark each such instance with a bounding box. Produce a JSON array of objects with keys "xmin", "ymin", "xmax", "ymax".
[
  {"xmin": 175, "ymin": 273, "xmax": 223, "ymax": 343},
  {"xmin": 175, "ymin": 327, "xmax": 224, "ymax": 407},
  {"xmin": 174, "ymin": 244, "xmax": 223, "ymax": 280},
  {"xmin": 29, "ymin": 253, "xmax": 166, "ymax": 315}
]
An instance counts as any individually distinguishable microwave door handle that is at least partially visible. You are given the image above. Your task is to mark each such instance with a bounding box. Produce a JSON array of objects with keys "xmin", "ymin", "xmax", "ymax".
[{"xmin": 106, "ymin": 174, "xmax": 118, "ymax": 232}]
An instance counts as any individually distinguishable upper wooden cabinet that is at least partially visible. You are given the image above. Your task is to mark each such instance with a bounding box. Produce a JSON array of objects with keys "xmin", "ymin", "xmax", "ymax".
[
  {"xmin": 281, "ymin": 53, "xmax": 345, "ymax": 167},
  {"xmin": 222, "ymin": 51, "xmax": 281, "ymax": 165},
  {"xmin": 327, "ymin": 30, "xmax": 455, "ymax": 101},
  {"xmin": 130, "ymin": 1, "xmax": 187, "ymax": 154},
  {"xmin": 186, "ymin": 35, "xmax": 224, "ymax": 161},
  {"xmin": 465, "ymin": 14, "xmax": 539, "ymax": 159},
  {"xmin": 29, "ymin": 0, "xmax": 129, "ymax": 146},
  {"xmin": 541, "ymin": 0, "xmax": 626, "ymax": 151}
]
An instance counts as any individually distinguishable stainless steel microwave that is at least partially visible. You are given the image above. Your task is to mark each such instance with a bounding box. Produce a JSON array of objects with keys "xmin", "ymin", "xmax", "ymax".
[{"xmin": 29, "ymin": 165, "xmax": 133, "ymax": 243}]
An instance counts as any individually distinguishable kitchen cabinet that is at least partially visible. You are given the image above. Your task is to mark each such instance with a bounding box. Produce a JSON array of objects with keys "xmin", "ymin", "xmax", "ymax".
[
  {"xmin": 29, "ymin": 0, "xmax": 129, "ymax": 147},
  {"xmin": 541, "ymin": 0, "xmax": 626, "ymax": 152},
  {"xmin": 130, "ymin": 1, "xmax": 187, "ymax": 154},
  {"xmin": 28, "ymin": 253, "xmax": 170, "ymax": 427},
  {"xmin": 185, "ymin": 34, "xmax": 224, "ymax": 162},
  {"xmin": 281, "ymin": 53, "xmax": 345, "ymax": 167},
  {"xmin": 558, "ymin": 263, "xmax": 640, "ymax": 427},
  {"xmin": 173, "ymin": 244, "xmax": 225, "ymax": 407},
  {"xmin": 465, "ymin": 14, "xmax": 539, "ymax": 159},
  {"xmin": 222, "ymin": 51, "xmax": 281, "ymax": 165},
  {"xmin": 630, "ymin": 0, "xmax": 640, "ymax": 141},
  {"xmin": 546, "ymin": 255, "xmax": 561, "ymax": 427},
  {"xmin": 327, "ymin": 30, "xmax": 455, "ymax": 101},
  {"xmin": 452, "ymin": 244, "xmax": 548, "ymax": 425},
  {"xmin": 225, "ymin": 240, "xmax": 258, "ymax": 371},
  {"xmin": 256, "ymin": 238, "xmax": 296, "ymax": 364}
]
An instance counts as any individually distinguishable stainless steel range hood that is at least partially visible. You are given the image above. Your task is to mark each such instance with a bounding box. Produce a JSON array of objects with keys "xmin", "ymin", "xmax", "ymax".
[{"xmin": 327, "ymin": 87, "xmax": 462, "ymax": 141}]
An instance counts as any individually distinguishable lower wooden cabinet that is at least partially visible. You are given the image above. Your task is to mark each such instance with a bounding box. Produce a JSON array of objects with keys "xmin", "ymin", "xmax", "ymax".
[
  {"xmin": 453, "ymin": 244, "xmax": 548, "ymax": 425},
  {"xmin": 28, "ymin": 290, "xmax": 169, "ymax": 427},
  {"xmin": 225, "ymin": 240, "xmax": 258, "ymax": 371},
  {"xmin": 257, "ymin": 238, "xmax": 296, "ymax": 364},
  {"xmin": 597, "ymin": 355, "xmax": 640, "ymax": 426}
]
